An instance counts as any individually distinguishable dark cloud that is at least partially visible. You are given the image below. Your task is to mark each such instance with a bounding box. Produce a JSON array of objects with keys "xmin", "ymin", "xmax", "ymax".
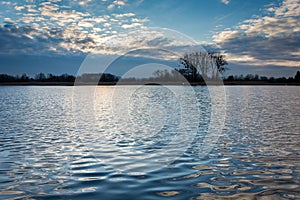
[
  {"xmin": 0, "ymin": 23, "xmax": 97, "ymax": 56},
  {"xmin": 0, "ymin": 24, "xmax": 47, "ymax": 55},
  {"xmin": 220, "ymin": 34, "xmax": 300, "ymax": 62}
]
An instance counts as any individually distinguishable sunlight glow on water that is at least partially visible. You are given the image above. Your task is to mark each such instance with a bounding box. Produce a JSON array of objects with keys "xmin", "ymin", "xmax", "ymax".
[{"xmin": 0, "ymin": 86, "xmax": 300, "ymax": 199}]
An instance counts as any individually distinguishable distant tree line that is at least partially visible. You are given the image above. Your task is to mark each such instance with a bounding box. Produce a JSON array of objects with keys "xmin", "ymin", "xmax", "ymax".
[
  {"xmin": 225, "ymin": 71, "xmax": 300, "ymax": 83},
  {"xmin": 0, "ymin": 71, "xmax": 299, "ymax": 85},
  {"xmin": 0, "ymin": 73, "xmax": 119, "ymax": 84},
  {"xmin": 0, "ymin": 73, "xmax": 75, "ymax": 83},
  {"xmin": 76, "ymin": 73, "xmax": 119, "ymax": 83}
]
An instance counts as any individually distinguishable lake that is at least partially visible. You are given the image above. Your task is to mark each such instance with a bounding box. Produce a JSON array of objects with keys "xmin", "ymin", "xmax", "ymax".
[{"xmin": 0, "ymin": 86, "xmax": 299, "ymax": 199}]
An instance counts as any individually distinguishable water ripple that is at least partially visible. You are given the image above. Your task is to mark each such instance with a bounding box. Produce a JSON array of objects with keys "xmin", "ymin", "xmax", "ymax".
[{"xmin": 0, "ymin": 86, "xmax": 300, "ymax": 199}]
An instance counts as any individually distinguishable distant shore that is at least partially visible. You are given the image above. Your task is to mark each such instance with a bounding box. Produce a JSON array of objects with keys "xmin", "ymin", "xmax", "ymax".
[
  {"xmin": 1, "ymin": 81, "xmax": 300, "ymax": 86},
  {"xmin": 2, "ymin": 71, "xmax": 300, "ymax": 86}
]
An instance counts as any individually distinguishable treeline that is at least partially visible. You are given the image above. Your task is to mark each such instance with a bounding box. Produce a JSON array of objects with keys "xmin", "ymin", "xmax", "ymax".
[
  {"xmin": 0, "ymin": 73, "xmax": 75, "ymax": 83},
  {"xmin": 225, "ymin": 71, "xmax": 300, "ymax": 84},
  {"xmin": 1, "ymin": 71, "xmax": 300, "ymax": 85},
  {"xmin": 76, "ymin": 73, "xmax": 119, "ymax": 83},
  {"xmin": 0, "ymin": 73, "xmax": 121, "ymax": 84}
]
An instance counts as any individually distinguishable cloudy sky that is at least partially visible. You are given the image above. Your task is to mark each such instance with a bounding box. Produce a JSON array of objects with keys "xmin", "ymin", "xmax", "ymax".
[{"xmin": 0, "ymin": 0, "xmax": 299, "ymax": 77}]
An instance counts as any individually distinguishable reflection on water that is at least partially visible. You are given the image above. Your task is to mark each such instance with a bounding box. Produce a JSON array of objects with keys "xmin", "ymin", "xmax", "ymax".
[{"xmin": 0, "ymin": 86, "xmax": 299, "ymax": 199}]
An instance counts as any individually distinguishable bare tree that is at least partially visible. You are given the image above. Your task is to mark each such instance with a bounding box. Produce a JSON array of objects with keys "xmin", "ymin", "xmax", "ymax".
[{"xmin": 178, "ymin": 51, "xmax": 228, "ymax": 80}]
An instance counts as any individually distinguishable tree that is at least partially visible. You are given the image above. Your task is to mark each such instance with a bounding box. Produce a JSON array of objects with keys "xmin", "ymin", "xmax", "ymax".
[
  {"xmin": 295, "ymin": 71, "xmax": 300, "ymax": 82},
  {"xmin": 35, "ymin": 73, "xmax": 46, "ymax": 81},
  {"xmin": 177, "ymin": 51, "xmax": 228, "ymax": 81},
  {"xmin": 20, "ymin": 73, "xmax": 29, "ymax": 82},
  {"xmin": 47, "ymin": 73, "xmax": 56, "ymax": 82},
  {"xmin": 260, "ymin": 76, "xmax": 268, "ymax": 81},
  {"xmin": 0, "ymin": 74, "xmax": 16, "ymax": 82},
  {"xmin": 179, "ymin": 54, "xmax": 198, "ymax": 81},
  {"xmin": 208, "ymin": 52, "xmax": 228, "ymax": 77},
  {"xmin": 227, "ymin": 75, "xmax": 234, "ymax": 81}
]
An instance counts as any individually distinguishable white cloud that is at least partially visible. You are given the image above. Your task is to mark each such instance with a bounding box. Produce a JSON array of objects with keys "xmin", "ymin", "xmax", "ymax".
[
  {"xmin": 121, "ymin": 23, "xmax": 142, "ymax": 29},
  {"xmin": 1, "ymin": 1, "xmax": 11, "ymax": 5},
  {"xmin": 113, "ymin": 13, "xmax": 135, "ymax": 18},
  {"xmin": 212, "ymin": 30, "xmax": 239, "ymax": 43},
  {"xmin": 131, "ymin": 17, "xmax": 149, "ymax": 23},
  {"xmin": 107, "ymin": 0, "xmax": 126, "ymax": 9},
  {"xmin": 78, "ymin": 21, "xmax": 94, "ymax": 28},
  {"xmin": 213, "ymin": 0, "xmax": 300, "ymax": 67},
  {"xmin": 78, "ymin": 0, "xmax": 92, "ymax": 6},
  {"xmin": 275, "ymin": 0, "xmax": 300, "ymax": 17},
  {"xmin": 91, "ymin": 16, "xmax": 107, "ymax": 23},
  {"xmin": 26, "ymin": 5, "xmax": 39, "ymax": 13},
  {"xmin": 221, "ymin": 0, "xmax": 230, "ymax": 5},
  {"xmin": 14, "ymin": 5, "xmax": 25, "ymax": 11},
  {"xmin": 215, "ymin": 0, "xmax": 300, "ymax": 40},
  {"xmin": 107, "ymin": 4, "xmax": 114, "ymax": 9},
  {"xmin": 103, "ymin": 22, "xmax": 111, "ymax": 27},
  {"xmin": 114, "ymin": 0, "xmax": 126, "ymax": 6},
  {"xmin": 3, "ymin": 18, "xmax": 14, "ymax": 23}
]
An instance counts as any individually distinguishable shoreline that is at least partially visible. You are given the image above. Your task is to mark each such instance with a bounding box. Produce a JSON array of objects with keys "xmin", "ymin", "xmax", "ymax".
[{"xmin": 1, "ymin": 81, "xmax": 300, "ymax": 86}]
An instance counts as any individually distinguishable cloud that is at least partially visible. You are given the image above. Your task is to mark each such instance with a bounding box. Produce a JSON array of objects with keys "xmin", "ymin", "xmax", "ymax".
[
  {"xmin": 91, "ymin": 28, "xmax": 202, "ymax": 59},
  {"xmin": 78, "ymin": 0, "xmax": 93, "ymax": 6},
  {"xmin": 131, "ymin": 18, "xmax": 149, "ymax": 23},
  {"xmin": 1, "ymin": 1, "xmax": 12, "ymax": 5},
  {"xmin": 0, "ymin": 0, "xmax": 152, "ymax": 56},
  {"xmin": 121, "ymin": 23, "xmax": 142, "ymax": 29},
  {"xmin": 221, "ymin": 0, "xmax": 230, "ymax": 5},
  {"xmin": 113, "ymin": 13, "xmax": 135, "ymax": 18},
  {"xmin": 107, "ymin": 0, "xmax": 126, "ymax": 9},
  {"xmin": 107, "ymin": 4, "xmax": 114, "ymax": 9},
  {"xmin": 14, "ymin": 5, "xmax": 25, "ymax": 11},
  {"xmin": 103, "ymin": 22, "xmax": 111, "ymax": 27},
  {"xmin": 114, "ymin": 0, "xmax": 126, "ymax": 6},
  {"xmin": 0, "ymin": 21, "xmax": 199, "ymax": 59},
  {"xmin": 213, "ymin": 0, "xmax": 300, "ymax": 67},
  {"xmin": 3, "ymin": 18, "xmax": 14, "ymax": 23},
  {"xmin": 0, "ymin": 24, "xmax": 56, "ymax": 55},
  {"xmin": 0, "ymin": 21, "xmax": 98, "ymax": 56},
  {"xmin": 1, "ymin": 0, "xmax": 182, "ymax": 61},
  {"xmin": 78, "ymin": 21, "xmax": 94, "ymax": 28}
]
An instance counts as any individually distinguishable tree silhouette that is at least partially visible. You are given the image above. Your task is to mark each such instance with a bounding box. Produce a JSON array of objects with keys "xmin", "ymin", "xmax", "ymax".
[
  {"xmin": 177, "ymin": 51, "xmax": 228, "ymax": 81},
  {"xmin": 295, "ymin": 71, "xmax": 300, "ymax": 82},
  {"xmin": 209, "ymin": 52, "xmax": 228, "ymax": 76},
  {"xmin": 20, "ymin": 73, "xmax": 29, "ymax": 82},
  {"xmin": 35, "ymin": 73, "xmax": 46, "ymax": 81}
]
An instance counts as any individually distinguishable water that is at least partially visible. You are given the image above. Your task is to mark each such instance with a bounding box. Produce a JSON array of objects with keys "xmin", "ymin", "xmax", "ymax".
[{"xmin": 0, "ymin": 86, "xmax": 300, "ymax": 199}]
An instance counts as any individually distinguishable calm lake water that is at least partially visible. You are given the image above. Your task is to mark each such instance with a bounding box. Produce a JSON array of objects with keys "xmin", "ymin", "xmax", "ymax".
[{"xmin": 0, "ymin": 86, "xmax": 300, "ymax": 199}]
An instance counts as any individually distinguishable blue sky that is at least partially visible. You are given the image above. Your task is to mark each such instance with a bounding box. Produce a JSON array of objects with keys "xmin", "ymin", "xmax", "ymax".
[{"xmin": 0, "ymin": 0, "xmax": 299, "ymax": 77}]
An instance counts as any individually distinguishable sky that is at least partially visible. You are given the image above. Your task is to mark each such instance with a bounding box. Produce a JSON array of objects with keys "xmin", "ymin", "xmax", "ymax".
[{"xmin": 0, "ymin": 0, "xmax": 299, "ymax": 77}]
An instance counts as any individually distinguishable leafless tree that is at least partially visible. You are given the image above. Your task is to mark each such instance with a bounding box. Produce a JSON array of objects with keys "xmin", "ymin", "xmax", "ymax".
[{"xmin": 179, "ymin": 51, "xmax": 228, "ymax": 80}]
